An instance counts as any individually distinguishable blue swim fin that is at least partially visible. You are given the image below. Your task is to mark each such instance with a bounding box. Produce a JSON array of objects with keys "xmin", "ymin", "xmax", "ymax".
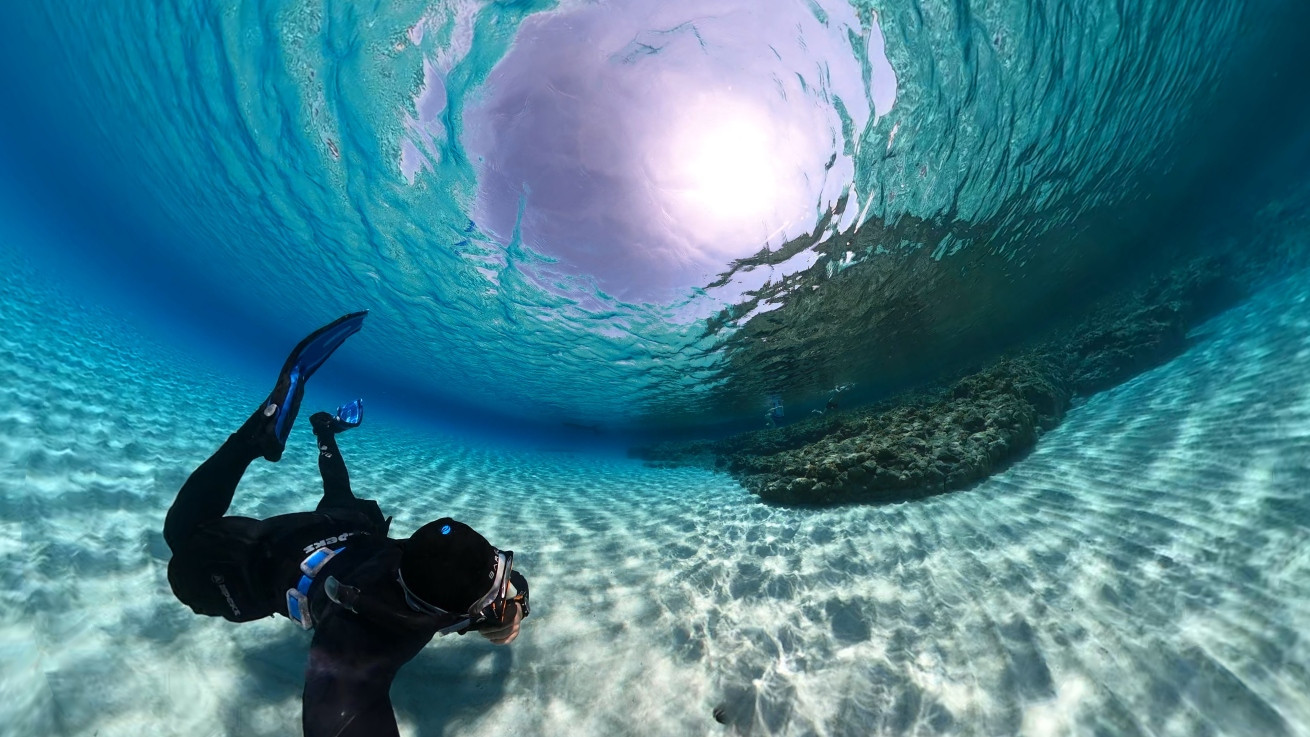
[
  {"xmin": 259, "ymin": 311, "xmax": 367, "ymax": 461},
  {"xmin": 334, "ymin": 398, "xmax": 363, "ymax": 429}
]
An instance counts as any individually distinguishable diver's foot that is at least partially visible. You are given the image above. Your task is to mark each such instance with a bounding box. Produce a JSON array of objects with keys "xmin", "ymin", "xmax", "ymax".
[
  {"xmin": 263, "ymin": 401, "xmax": 295, "ymax": 461},
  {"xmin": 235, "ymin": 403, "xmax": 288, "ymax": 462},
  {"xmin": 256, "ymin": 312, "xmax": 369, "ymax": 460},
  {"xmin": 311, "ymin": 399, "xmax": 363, "ymax": 436},
  {"xmin": 256, "ymin": 385, "xmax": 303, "ymax": 462},
  {"xmin": 310, "ymin": 411, "xmax": 348, "ymax": 436}
]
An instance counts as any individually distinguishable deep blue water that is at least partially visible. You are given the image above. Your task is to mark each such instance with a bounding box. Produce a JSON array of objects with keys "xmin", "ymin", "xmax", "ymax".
[{"xmin": 1, "ymin": 1, "xmax": 1309, "ymax": 736}]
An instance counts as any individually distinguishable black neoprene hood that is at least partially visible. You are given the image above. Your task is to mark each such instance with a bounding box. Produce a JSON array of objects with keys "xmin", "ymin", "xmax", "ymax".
[{"xmin": 399, "ymin": 518, "xmax": 496, "ymax": 612}]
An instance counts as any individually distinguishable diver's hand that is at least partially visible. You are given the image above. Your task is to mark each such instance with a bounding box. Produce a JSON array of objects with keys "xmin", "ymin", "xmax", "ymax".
[{"xmin": 479, "ymin": 601, "xmax": 523, "ymax": 645}]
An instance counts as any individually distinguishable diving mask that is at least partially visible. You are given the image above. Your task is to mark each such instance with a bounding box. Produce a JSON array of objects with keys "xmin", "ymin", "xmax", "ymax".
[{"xmin": 398, "ymin": 549, "xmax": 530, "ymax": 635}]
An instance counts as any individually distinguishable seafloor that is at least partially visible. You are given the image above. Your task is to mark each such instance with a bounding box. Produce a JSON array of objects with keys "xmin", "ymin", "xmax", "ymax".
[{"xmin": 2, "ymin": 251, "xmax": 1308, "ymax": 737}]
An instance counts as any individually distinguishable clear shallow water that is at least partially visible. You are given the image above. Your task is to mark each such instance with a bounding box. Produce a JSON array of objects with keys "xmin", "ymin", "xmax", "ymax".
[
  {"xmin": 2, "ymin": 0, "xmax": 1309, "ymax": 734},
  {"xmin": 3, "ymin": 244, "xmax": 1307, "ymax": 736}
]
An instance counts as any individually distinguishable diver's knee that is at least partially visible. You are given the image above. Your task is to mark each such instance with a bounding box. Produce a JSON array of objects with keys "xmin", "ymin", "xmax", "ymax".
[{"xmin": 161, "ymin": 509, "xmax": 187, "ymax": 553}]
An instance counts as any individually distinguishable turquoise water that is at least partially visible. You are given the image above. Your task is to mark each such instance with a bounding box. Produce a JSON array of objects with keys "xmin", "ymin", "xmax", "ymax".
[{"xmin": 2, "ymin": 0, "xmax": 1309, "ymax": 735}]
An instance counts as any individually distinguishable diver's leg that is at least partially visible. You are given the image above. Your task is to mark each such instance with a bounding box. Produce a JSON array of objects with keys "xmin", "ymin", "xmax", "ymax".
[
  {"xmin": 309, "ymin": 404, "xmax": 389, "ymax": 530},
  {"xmin": 311, "ymin": 412, "xmax": 357, "ymax": 509},
  {"xmin": 303, "ymin": 616, "xmax": 413, "ymax": 737},
  {"xmin": 163, "ymin": 414, "xmax": 264, "ymax": 552},
  {"xmin": 303, "ymin": 688, "xmax": 400, "ymax": 737}
]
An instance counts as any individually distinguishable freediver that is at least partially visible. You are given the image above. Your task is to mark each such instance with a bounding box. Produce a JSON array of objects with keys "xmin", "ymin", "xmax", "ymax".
[
  {"xmin": 765, "ymin": 394, "xmax": 785, "ymax": 427},
  {"xmin": 825, "ymin": 382, "xmax": 853, "ymax": 413},
  {"xmin": 163, "ymin": 312, "xmax": 529, "ymax": 737}
]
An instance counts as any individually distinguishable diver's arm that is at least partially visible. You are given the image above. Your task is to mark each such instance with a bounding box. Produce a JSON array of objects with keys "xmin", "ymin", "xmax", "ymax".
[{"xmin": 323, "ymin": 575, "xmax": 441, "ymax": 633}]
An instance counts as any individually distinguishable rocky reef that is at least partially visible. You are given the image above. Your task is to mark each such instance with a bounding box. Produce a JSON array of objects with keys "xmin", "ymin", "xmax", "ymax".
[{"xmin": 633, "ymin": 254, "xmax": 1256, "ymax": 505}]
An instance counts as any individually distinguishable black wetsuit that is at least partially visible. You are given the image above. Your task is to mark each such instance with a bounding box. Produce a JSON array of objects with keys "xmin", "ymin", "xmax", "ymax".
[{"xmin": 164, "ymin": 423, "xmax": 449, "ymax": 737}]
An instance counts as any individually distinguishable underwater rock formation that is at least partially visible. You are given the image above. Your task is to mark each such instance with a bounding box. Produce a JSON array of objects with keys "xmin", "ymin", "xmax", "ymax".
[{"xmin": 634, "ymin": 254, "xmax": 1256, "ymax": 505}]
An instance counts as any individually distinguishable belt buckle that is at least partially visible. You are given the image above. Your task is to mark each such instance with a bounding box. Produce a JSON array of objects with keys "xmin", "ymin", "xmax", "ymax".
[
  {"xmin": 285, "ymin": 546, "xmax": 345, "ymax": 629},
  {"xmin": 286, "ymin": 587, "xmax": 312, "ymax": 629}
]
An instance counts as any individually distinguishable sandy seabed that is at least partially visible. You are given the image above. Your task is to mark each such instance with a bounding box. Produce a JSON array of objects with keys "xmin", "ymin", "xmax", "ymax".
[{"xmin": 1, "ymin": 256, "xmax": 1308, "ymax": 737}]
